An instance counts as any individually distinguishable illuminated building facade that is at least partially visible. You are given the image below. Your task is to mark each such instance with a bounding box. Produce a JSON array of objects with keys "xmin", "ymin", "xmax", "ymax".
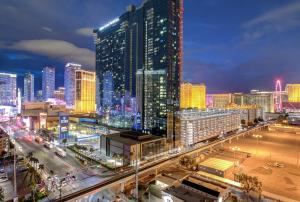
[
  {"xmin": 74, "ymin": 70, "xmax": 96, "ymax": 113},
  {"xmin": 102, "ymin": 71, "xmax": 113, "ymax": 108},
  {"xmin": 142, "ymin": 70, "xmax": 167, "ymax": 133},
  {"xmin": 94, "ymin": 0, "xmax": 183, "ymax": 140},
  {"xmin": 24, "ymin": 72, "xmax": 34, "ymax": 102},
  {"xmin": 42, "ymin": 66, "xmax": 55, "ymax": 100},
  {"xmin": 232, "ymin": 90, "xmax": 288, "ymax": 113},
  {"xmin": 54, "ymin": 87, "xmax": 65, "ymax": 101},
  {"xmin": 226, "ymin": 103, "xmax": 264, "ymax": 124},
  {"xmin": 0, "ymin": 72, "xmax": 17, "ymax": 106},
  {"xmin": 286, "ymin": 84, "xmax": 300, "ymax": 102},
  {"xmin": 206, "ymin": 94, "xmax": 232, "ymax": 108},
  {"xmin": 94, "ymin": 5, "xmax": 144, "ymax": 110},
  {"xmin": 175, "ymin": 109, "xmax": 240, "ymax": 146},
  {"xmin": 64, "ymin": 63, "xmax": 81, "ymax": 108},
  {"xmin": 180, "ymin": 83, "xmax": 206, "ymax": 109}
]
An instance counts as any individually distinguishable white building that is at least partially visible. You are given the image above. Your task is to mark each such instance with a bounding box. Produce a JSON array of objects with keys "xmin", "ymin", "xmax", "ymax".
[{"xmin": 175, "ymin": 109, "xmax": 240, "ymax": 146}]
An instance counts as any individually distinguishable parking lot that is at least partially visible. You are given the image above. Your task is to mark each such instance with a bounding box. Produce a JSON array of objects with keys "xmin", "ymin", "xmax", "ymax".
[{"xmin": 211, "ymin": 128, "xmax": 300, "ymax": 201}]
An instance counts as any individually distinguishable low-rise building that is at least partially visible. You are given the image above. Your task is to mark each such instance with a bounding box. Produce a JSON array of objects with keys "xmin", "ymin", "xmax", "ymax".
[
  {"xmin": 101, "ymin": 131, "xmax": 167, "ymax": 165},
  {"xmin": 197, "ymin": 158, "xmax": 234, "ymax": 177},
  {"xmin": 162, "ymin": 177, "xmax": 229, "ymax": 202},
  {"xmin": 175, "ymin": 109, "xmax": 240, "ymax": 147},
  {"xmin": 21, "ymin": 102, "xmax": 69, "ymax": 130}
]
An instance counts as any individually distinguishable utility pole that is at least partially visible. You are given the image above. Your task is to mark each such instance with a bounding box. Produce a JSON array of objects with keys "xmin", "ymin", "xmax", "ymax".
[
  {"xmin": 135, "ymin": 144, "xmax": 139, "ymax": 201},
  {"xmin": 13, "ymin": 146, "xmax": 18, "ymax": 202}
]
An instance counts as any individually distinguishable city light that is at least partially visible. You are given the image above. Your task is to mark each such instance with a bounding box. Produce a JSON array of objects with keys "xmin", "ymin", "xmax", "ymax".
[
  {"xmin": 99, "ymin": 18, "xmax": 119, "ymax": 31},
  {"xmin": 0, "ymin": 0, "xmax": 299, "ymax": 202}
]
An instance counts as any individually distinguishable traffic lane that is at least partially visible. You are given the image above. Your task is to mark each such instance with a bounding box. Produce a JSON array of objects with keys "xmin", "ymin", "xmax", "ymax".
[{"xmin": 16, "ymin": 138, "xmax": 88, "ymax": 178}]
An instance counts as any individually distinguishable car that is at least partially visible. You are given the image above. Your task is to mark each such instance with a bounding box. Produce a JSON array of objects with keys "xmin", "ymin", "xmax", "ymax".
[{"xmin": 0, "ymin": 176, "xmax": 8, "ymax": 183}]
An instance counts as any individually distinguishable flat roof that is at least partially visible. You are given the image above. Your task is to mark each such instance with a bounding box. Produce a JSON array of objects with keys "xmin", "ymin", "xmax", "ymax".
[
  {"xmin": 163, "ymin": 183, "xmax": 216, "ymax": 202},
  {"xmin": 107, "ymin": 133, "xmax": 165, "ymax": 146},
  {"xmin": 156, "ymin": 175, "xmax": 178, "ymax": 187},
  {"xmin": 199, "ymin": 158, "xmax": 234, "ymax": 171}
]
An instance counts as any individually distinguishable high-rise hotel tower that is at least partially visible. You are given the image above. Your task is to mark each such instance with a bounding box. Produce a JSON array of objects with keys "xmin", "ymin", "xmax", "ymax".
[{"xmin": 94, "ymin": 0, "xmax": 183, "ymax": 141}]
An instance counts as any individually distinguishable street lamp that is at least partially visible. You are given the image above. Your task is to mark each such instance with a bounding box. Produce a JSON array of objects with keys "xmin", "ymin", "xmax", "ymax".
[
  {"xmin": 252, "ymin": 134, "xmax": 262, "ymax": 155},
  {"xmin": 231, "ymin": 146, "xmax": 240, "ymax": 167}
]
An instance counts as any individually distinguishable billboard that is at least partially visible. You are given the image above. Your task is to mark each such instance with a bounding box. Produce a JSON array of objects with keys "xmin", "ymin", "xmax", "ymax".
[{"xmin": 59, "ymin": 113, "xmax": 69, "ymax": 140}]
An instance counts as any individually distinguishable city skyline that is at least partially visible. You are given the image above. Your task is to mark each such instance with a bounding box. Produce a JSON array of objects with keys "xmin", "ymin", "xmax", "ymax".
[
  {"xmin": 1, "ymin": 0, "xmax": 300, "ymax": 93},
  {"xmin": 1, "ymin": 1, "xmax": 300, "ymax": 201}
]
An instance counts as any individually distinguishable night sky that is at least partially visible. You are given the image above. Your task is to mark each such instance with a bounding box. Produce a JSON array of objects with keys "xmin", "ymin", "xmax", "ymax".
[{"xmin": 0, "ymin": 0, "xmax": 299, "ymax": 93}]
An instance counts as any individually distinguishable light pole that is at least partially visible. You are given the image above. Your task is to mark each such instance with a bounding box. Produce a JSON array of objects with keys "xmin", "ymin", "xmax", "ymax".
[
  {"xmin": 253, "ymin": 134, "xmax": 262, "ymax": 155},
  {"xmin": 231, "ymin": 146, "xmax": 240, "ymax": 167},
  {"xmin": 13, "ymin": 145, "xmax": 18, "ymax": 202}
]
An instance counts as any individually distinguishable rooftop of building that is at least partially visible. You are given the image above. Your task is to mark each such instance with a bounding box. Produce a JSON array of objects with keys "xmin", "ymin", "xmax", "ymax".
[
  {"xmin": 163, "ymin": 177, "xmax": 225, "ymax": 202},
  {"xmin": 107, "ymin": 131, "xmax": 165, "ymax": 146},
  {"xmin": 226, "ymin": 103, "xmax": 262, "ymax": 109},
  {"xmin": 177, "ymin": 108, "xmax": 240, "ymax": 119},
  {"xmin": 199, "ymin": 158, "xmax": 234, "ymax": 171}
]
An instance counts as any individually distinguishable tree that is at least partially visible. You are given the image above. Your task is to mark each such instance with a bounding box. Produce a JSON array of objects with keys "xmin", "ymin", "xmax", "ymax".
[
  {"xmin": 27, "ymin": 152, "xmax": 33, "ymax": 159},
  {"xmin": 254, "ymin": 118, "xmax": 259, "ymax": 124},
  {"xmin": 23, "ymin": 166, "xmax": 41, "ymax": 186},
  {"xmin": 236, "ymin": 173, "xmax": 262, "ymax": 200},
  {"xmin": 62, "ymin": 139, "xmax": 68, "ymax": 147},
  {"xmin": 179, "ymin": 155, "xmax": 195, "ymax": 168},
  {"xmin": 30, "ymin": 181, "xmax": 37, "ymax": 202},
  {"xmin": 241, "ymin": 119, "xmax": 246, "ymax": 125},
  {"xmin": 0, "ymin": 186, "xmax": 4, "ymax": 202},
  {"xmin": 38, "ymin": 164, "xmax": 45, "ymax": 173}
]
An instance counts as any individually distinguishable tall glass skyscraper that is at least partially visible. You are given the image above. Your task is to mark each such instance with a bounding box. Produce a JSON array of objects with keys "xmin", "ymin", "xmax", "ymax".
[
  {"xmin": 64, "ymin": 63, "xmax": 82, "ymax": 108},
  {"xmin": 94, "ymin": 0, "xmax": 183, "ymax": 141},
  {"xmin": 42, "ymin": 66, "xmax": 55, "ymax": 101},
  {"xmin": 94, "ymin": 5, "xmax": 144, "ymax": 108},
  {"xmin": 24, "ymin": 72, "xmax": 34, "ymax": 102},
  {"xmin": 0, "ymin": 73, "xmax": 17, "ymax": 106}
]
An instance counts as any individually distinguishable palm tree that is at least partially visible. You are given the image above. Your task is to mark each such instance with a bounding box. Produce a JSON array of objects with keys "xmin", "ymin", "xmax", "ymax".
[
  {"xmin": 62, "ymin": 138, "xmax": 68, "ymax": 147},
  {"xmin": 27, "ymin": 152, "xmax": 33, "ymax": 160},
  {"xmin": 0, "ymin": 186, "xmax": 4, "ymax": 202},
  {"xmin": 38, "ymin": 164, "xmax": 45, "ymax": 174},
  {"xmin": 34, "ymin": 158, "xmax": 39, "ymax": 169},
  {"xmin": 30, "ymin": 181, "xmax": 37, "ymax": 202}
]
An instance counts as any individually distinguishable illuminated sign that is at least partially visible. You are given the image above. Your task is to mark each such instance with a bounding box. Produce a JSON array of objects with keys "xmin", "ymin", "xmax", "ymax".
[
  {"xmin": 59, "ymin": 113, "xmax": 69, "ymax": 140},
  {"xmin": 99, "ymin": 18, "xmax": 119, "ymax": 31}
]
